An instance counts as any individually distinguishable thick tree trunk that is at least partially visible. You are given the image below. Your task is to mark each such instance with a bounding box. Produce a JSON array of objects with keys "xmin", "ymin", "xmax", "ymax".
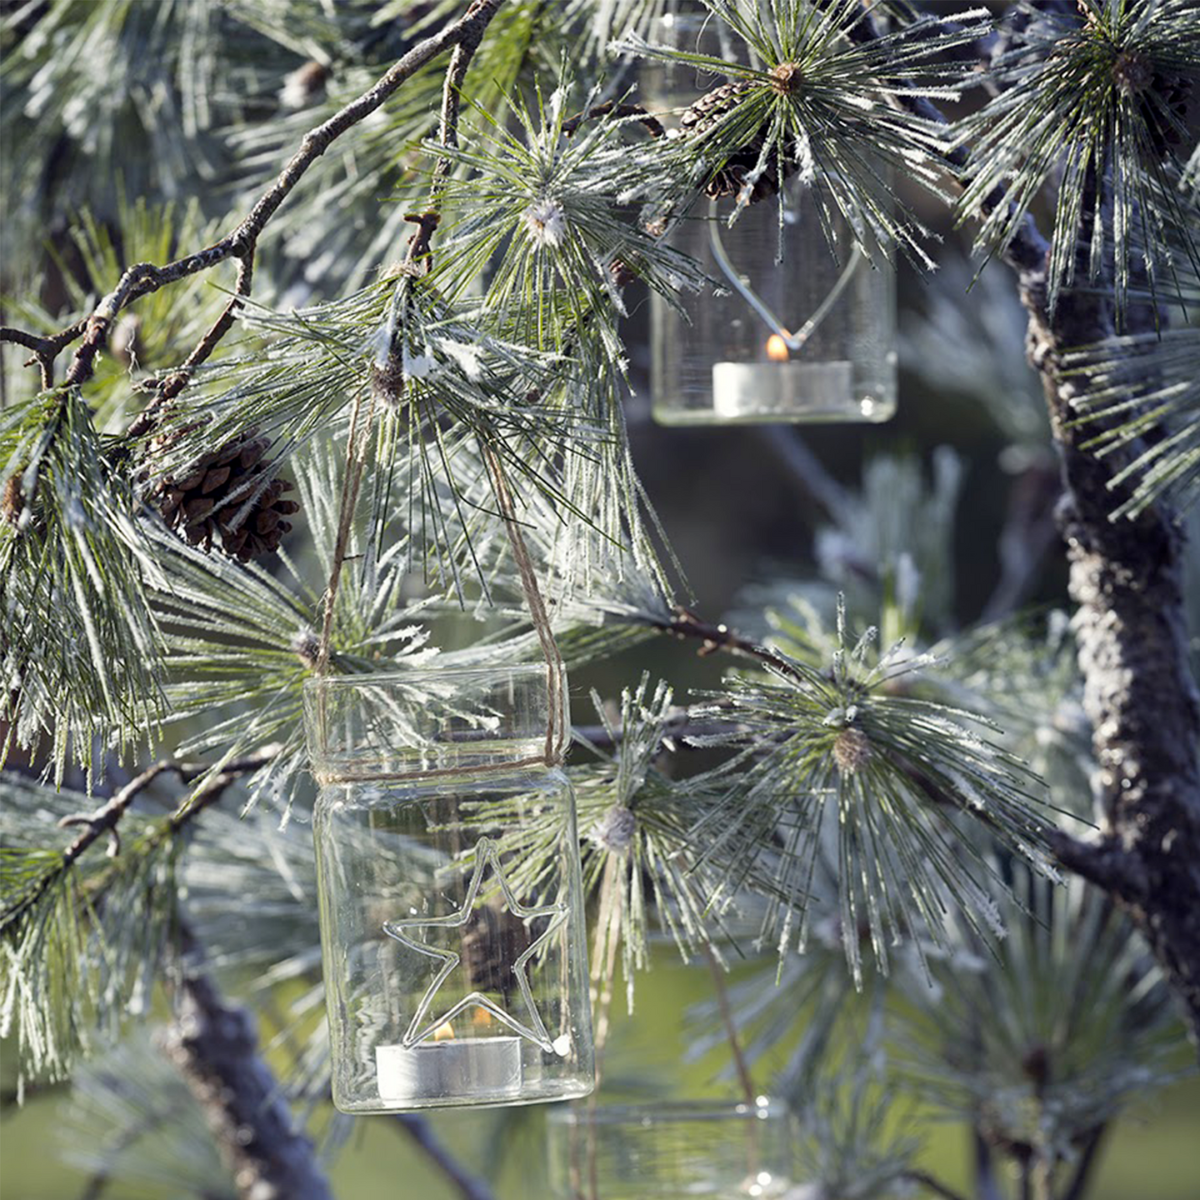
[
  {"xmin": 1017, "ymin": 267, "xmax": 1200, "ymax": 1047},
  {"xmin": 160, "ymin": 928, "xmax": 334, "ymax": 1200}
]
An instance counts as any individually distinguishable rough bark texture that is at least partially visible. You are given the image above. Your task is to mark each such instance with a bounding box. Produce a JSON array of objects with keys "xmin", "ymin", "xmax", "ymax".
[
  {"xmin": 160, "ymin": 932, "xmax": 334, "ymax": 1200},
  {"xmin": 1017, "ymin": 266, "xmax": 1200, "ymax": 1047}
]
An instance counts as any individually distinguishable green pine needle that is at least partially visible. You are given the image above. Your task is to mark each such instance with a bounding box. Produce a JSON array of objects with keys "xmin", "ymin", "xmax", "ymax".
[
  {"xmin": 955, "ymin": 0, "xmax": 1200, "ymax": 320},
  {"xmin": 686, "ymin": 597, "xmax": 1061, "ymax": 987},
  {"xmin": 1, "ymin": 389, "xmax": 165, "ymax": 784},
  {"xmin": 1065, "ymin": 178, "xmax": 1200, "ymax": 518}
]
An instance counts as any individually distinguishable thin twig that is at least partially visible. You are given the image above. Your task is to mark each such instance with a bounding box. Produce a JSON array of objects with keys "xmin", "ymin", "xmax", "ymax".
[
  {"xmin": 482, "ymin": 441, "xmax": 568, "ymax": 763},
  {"xmin": 702, "ymin": 944, "xmax": 756, "ymax": 1106},
  {"xmin": 390, "ymin": 1115, "xmax": 495, "ymax": 1200},
  {"xmin": 650, "ymin": 605, "xmax": 806, "ymax": 685},
  {"xmin": 126, "ymin": 254, "xmax": 257, "ymax": 438},
  {"xmin": 904, "ymin": 1170, "xmax": 972, "ymax": 1200},
  {"xmin": 0, "ymin": 751, "xmax": 279, "ymax": 933},
  {"xmin": 562, "ymin": 100, "xmax": 667, "ymax": 140},
  {"xmin": 589, "ymin": 854, "xmax": 624, "ymax": 1087},
  {"xmin": 755, "ymin": 426, "xmax": 853, "ymax": 519},
  {"xmin": 1061, "ymin": 1125, "xmax": 1109, "ymax": 1200},
  {"xmin": 315, "ymin": 383, "xmax": 374, "ymax": 674},
  {"xmin": 572, "ymin": 704, "xmax": 738, "ymax": 751},
  {"xmin": 1, "ymin": 0, "xmax": 509, "ymax": 392}
]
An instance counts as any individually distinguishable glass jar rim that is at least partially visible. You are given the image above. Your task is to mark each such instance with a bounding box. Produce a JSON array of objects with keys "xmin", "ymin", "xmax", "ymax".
[
  {"xmin": 302, "ymin": 663, "xmax": 548, "ymax": 695},
  {"xmin": 303, "ymin": 662, "xmax": 561, "ymax": 778},
  {"xmin": 547, "ymin": 1097, "xmax": 785, "ymax": 1126}
]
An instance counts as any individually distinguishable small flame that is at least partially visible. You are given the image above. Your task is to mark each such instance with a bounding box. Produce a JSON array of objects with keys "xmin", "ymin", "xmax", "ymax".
[
  {"xmin": 766, "ymin": 334, "xmax": 791, "ymax": 362},
  {"xmin": 433, "ymin": 1021, "xmax": 456, "ymax": 1042},
  {"xmin": 472, "ymin": 1008, "xmax": 494, "ymax": 1030}
]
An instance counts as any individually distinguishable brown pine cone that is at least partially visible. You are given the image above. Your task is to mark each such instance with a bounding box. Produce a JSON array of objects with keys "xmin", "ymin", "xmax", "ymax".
[
  {"xmin": 2, "ymin": 474, "xmax": 23, "ymax": 527},
  {"xmin": 680, "ymin": 79, "xmax": 787, "ymax": 203},
  {"xmin": 155, "ymin": 433, "xmax": 299, "ymax": 562}
]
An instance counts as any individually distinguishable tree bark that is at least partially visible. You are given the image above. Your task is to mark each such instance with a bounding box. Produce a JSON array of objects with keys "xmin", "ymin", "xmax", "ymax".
[
  {"xmin": 1016, "ymin": 264, "xmax": 1200, "ymax": 1048},
  {"xmin": 160, "ymin": 927, "xmax": 334, "ymax": 1200}
]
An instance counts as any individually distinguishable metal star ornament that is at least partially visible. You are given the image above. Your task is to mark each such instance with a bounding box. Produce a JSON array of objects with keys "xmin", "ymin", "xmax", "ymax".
[{"xmin": 383, "ymin": 837, "xmax": 568, "ymax": 1053}]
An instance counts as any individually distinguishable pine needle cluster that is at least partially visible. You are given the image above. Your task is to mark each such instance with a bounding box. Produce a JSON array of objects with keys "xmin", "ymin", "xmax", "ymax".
[
  {"xmin": 955, "ymin": 0, "xmax": 1200, "ymax": 318},
  {"xmin": 620, "ymin": 0, "xmax": 991, "ymax": 263},
  {"xmin": 686, "ymin": 598, "xmax": 1060, "ymax": 985}
]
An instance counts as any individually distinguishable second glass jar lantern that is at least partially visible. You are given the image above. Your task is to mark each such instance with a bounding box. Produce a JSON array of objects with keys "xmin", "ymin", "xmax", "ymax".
[
  {"xmin": 548, "ymin": 1099, "xmax": 796, "ymax": 1198},
  {"xmin": 304, "ymin": 666, "xmax": 594, "ymax": 1113},
  {"xmin": 648, "ymin": 10, "xmax": 898, "ymax": 426}
]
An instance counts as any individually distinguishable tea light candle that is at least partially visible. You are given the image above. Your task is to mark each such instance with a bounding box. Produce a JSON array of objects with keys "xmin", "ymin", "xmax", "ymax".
[
  {"xmin": 376, "ymin": 1036, "xmax": 523, "ymax": 1104},
  {"xmin": 711, "ymin": 357, "xmax": 856, "ymax": 421}
]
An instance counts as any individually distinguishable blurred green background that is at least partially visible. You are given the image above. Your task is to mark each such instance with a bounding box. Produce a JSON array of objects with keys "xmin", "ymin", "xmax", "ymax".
[{"xmin": 4, "ymin": 952, "xmax": 1198, "ymax": 1197}]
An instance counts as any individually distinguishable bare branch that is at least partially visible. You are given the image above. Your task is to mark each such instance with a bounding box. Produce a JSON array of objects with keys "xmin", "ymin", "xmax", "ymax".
[
  {"xmin": 390, "ymin": 1116, "xmax": 495, "ymax": 1200},
  {"xmin": 648, "ymin": 605, "xmax": 806, "ymax": 684}
]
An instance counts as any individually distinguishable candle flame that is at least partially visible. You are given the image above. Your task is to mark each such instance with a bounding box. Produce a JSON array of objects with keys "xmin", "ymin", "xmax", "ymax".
[
  {"xmin": 766, "ymin": 334, "xmax": 791, "ymax": 362},
  {"xmin": 433, "ymin": 1021, "xmax": 456, "ymax": 1042},
  {"xmin": 472, "ymin": 1008, "xmax": 494, "ymax": 1029}
]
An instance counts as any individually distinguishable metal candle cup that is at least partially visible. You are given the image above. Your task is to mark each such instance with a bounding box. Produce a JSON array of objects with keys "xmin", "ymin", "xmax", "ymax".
[{"xmin": 376, "ymin": 1036, "xmax": 523, "ymax": 1105}]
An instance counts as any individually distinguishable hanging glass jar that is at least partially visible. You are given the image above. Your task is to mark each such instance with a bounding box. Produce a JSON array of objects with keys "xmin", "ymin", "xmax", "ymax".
[
  {"xmin": 304, "ymin": 666, "xmax": 594, "ymax": 1112},
  {"xmin": 547, "ymin": 1098, "xmax": 796, "ymax": 1198},
  {"xmin": 646, "ymin": 8, "xmax": 898, "ymax": 426}
]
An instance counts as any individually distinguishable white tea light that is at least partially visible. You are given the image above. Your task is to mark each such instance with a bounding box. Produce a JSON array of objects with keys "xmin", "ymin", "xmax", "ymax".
[
  {"xmin": 712, "ymin": 358, "xmax": 856, "ymax": 422},
  {"xmin": 376, "ymin": 1036, "xmax": 523, "ymax": 1104}
]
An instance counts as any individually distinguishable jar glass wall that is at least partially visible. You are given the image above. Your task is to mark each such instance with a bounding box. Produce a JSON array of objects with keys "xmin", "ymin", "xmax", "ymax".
[{"xmin": 305, "ymin": 667, "xmax": 594, "ymax": 1112}]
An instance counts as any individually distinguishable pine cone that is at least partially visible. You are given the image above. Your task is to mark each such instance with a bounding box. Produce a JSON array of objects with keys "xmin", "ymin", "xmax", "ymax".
[
  {"xmin": 155, "ymin": 433, "xmax": 299, "ymax": 562},
  {"xmin": 680, "ymin": 79, "xmax": 788, "ymax": 203},
  {"xmin": 2, "ymin": 474, "xmax": 23, "ymax": 527}
]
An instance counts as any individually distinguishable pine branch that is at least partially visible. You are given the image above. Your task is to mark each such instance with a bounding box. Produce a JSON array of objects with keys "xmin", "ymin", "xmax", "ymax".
[
  {"xmin": 2, "ymin": 752, "xmax": 279, "ymax": 935},
  {"xmin": 830, "ymin": 0, "xmax": 1052, "ymax": 274},
  {"xmin": 0, "ymin": 0, "xmax": 509, "ymax": 394},
  {"xmin": 160, "ymin": 922, "xmax": 333, "ymax": 1200},
  {"xmin": 1020, "ymin": 255, "xmax": 1200, "ymax": 1048}
]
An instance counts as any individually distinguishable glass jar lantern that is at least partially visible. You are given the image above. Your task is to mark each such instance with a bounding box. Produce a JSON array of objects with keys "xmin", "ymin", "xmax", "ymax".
[
  {"xmin": 647, "ymin": 10, "xmax": 898, "ymax": 426},
  {"xmin": 304, "ymin": 666, "xmax": 594, "ymax": 1112},
  {"xmin": 548, "ymin": 1099, "xmax": 796, "ymax": 1198}
]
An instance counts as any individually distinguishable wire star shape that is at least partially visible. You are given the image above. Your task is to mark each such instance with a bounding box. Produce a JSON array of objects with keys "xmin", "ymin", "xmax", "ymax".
[{"xmin": 382, "ymin": 837, "xmax": 567, "ymax": 1053}]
